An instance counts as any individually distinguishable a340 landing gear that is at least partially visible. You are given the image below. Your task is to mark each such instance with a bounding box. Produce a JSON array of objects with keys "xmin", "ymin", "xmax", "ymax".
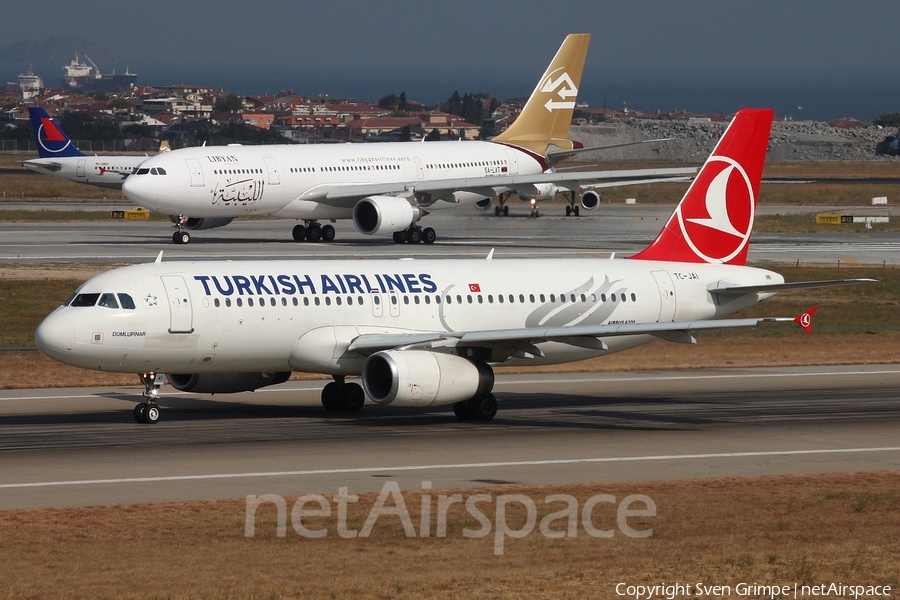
[
  {"xmin": 563, "ymin": 191, "xmax": 580, "ymax": 217},
  {"xmin": 321, "ymin": 375, "xmax": 366, "ymax": 413},
  {"xmin": 293, "ymin": 220, "xmax": 336, "ymax": 243},
  {"xmin": 494, "ymin": 191, "xmax": 513, "ymax": 216},
  {"xmin": 134, "ymin": 372, "xmax": 165, "ymax": 424},
  {"xmin": 452, "ymin": 394, "xmax": 498, "ymax": 421},
  {"xmin": 172, "ymin": 215, "xmax": 190, "ymax": 244},
  {"xmin": 392, "ymin": 225, "xmax": 436, "ymax": 245}
]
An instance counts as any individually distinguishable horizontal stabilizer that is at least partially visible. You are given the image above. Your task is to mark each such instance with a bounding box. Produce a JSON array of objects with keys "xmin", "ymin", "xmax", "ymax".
[
  {"xmin": 709, "ymin": 278, "xmax": 877, "ymax": 296},
  {"xmin": 546, "ymin": 138, "xmax": 674, "ymax": 163}
]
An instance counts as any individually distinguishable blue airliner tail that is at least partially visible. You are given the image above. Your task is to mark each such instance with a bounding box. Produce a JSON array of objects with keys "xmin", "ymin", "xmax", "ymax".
[{"xmin": 28, "ymin": 107, "xmax": 85, "ymax": 158}]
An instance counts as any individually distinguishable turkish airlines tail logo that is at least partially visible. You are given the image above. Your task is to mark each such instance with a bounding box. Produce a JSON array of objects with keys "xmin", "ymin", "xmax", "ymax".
[
  {"xmin": 540, "ymin": 67, "xmax": 578, "ymax": 112},
  {"xmin": 630, "ymin": 108, "xmax": 774, "ymax": 266}
]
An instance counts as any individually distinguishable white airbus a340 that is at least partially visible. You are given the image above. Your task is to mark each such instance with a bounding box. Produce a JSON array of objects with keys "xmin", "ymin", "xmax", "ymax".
[
  {"xmin": 36, "ymin": 108, "xmax": 873, "ymax": 424},
  {"xmin": 121, "ymin": 34, "xmax": 694, "ymax": 245}
]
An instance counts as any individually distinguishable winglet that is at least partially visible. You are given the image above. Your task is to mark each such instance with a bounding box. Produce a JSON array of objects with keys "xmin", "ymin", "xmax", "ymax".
[
  {"xmin": 794, "ymin": 306, "xmax": 818, "ymax": 334},
  {"xmin": 155, "ymin": 251, "xmax": 164, "ymax": 264}
]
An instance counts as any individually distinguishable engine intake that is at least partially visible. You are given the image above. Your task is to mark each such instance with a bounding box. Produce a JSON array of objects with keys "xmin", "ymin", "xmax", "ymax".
[
  {"xmin": 167, "ymin": 371, "xmax": 290, "ymax": 394},
  {"xmin": 353, "ymin": 196, "xmax": 420, "ymax": 235},
  {"xmin": 184, "ymin": 217, "xmax": 234, "ymax": 230},
  {"xmin": 580, "ymin": 190, "xmax": 600, "ymax": 210},
  {"xmin": 362, "ymin": 350, "xmax": 493, "ymax": 407}
]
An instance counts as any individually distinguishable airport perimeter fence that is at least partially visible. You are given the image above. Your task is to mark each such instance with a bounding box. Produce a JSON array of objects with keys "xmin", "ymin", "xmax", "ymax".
[{"xmin": 0, "ymin": 138, "xmax": 164, "ymax": 153}]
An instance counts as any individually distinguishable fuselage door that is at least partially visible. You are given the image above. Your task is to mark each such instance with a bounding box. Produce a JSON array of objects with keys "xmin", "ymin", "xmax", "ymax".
[
  {"xmin": 504, "ymin": 149, "xmax": 519, "ymax": 175},
  {"xmin": 264, "ymin": 157, "xmax": 280, "ymax": 185},
  {"xmin": 161, "ymin": 275, "xmax": 194, "ymax": 333},
  {"xmin": 76, "ymin": 159, "xmax": 86, "ymax": 178},
  {"xmin": 186, "ymin": 159, "xmax": 204, "ymax": 187},
  {"xmin": 388, "ymin": 291, "xmax": 400, "ymax": 317},
  {"xmin": 651, "ymin": 270, "xmax": 676, "ymax": 322},
  {"xmin": 371, "ymin": 292, "xmax": 383, "ymax": 317},
  {"xmin": 413, "ymin": 157, "xmax": 425, "ymax": 180}
]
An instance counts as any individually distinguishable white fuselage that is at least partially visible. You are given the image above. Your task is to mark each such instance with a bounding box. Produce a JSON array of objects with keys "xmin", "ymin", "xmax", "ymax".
[
  {"xmin": 23, "ymin": 156, "xmax": 148, "ymax": 189},
  {"xmin": 121, "ymin": 141, "xmax": 542, "ymax": 220},
  {"xmin": 36, "ymin": 257, "xmax": 781, "ymax": 375}
]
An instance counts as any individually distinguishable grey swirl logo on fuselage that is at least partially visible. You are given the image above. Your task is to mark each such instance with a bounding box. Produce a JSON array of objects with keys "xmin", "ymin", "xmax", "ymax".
[{"xmin": 524, "ymin": 275, "xmax": 623, "ymax": 328}]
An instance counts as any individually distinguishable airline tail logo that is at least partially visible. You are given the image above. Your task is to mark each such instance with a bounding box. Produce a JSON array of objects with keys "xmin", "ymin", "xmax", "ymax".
[
  {"xmin": 629, "ymin": 108, "xmax": 774, "ymax": 266},
  {"xmin": 37, "ymin": 117, "xmax": 73, "ymax": 154},
  {"xmin": 540, "ymin": 67, "xmax": 578, "ymax": 112},
  {"xmin": 677, "ymin": 156, "xmax": 754, "ymax": 264}
]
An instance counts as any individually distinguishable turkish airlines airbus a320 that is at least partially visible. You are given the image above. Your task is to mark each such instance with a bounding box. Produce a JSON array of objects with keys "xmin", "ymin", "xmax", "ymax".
[
  {"xmin": 35, "ymin": 109, "xmax": 873, "ymax": 424},
  {"xmin": 120, "ymin": 34, "xmax": 693, "ymax": 245}
]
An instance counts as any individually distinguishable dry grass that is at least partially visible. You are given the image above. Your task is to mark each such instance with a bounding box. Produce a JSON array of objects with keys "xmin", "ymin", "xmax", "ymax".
[{"xmin": 0, "ymin": 472, "xmax": 897, "ymax": 599}]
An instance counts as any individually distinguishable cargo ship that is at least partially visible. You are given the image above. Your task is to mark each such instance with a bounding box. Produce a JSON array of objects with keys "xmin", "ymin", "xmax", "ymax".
[{"xmin": 62, "ymin": 53, "xmax": 137, "ymax": 93}]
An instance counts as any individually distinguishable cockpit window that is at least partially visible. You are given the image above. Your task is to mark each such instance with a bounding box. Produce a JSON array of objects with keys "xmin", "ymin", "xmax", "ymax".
[
  {"xmin": 70, "ymin": 293, "xmax": 100, "ymax": 307},
  {"xmin": 136, "ymin": 168, "xmax": 150, "ymax": 175},
  {"xmin": 150, "ymin": 168, "xmax": 159, "ymax": 175},
  {"xmin": 157, "ymin": 167, "xmax": 166, "ymax": 175},
  {"xmin": 118, "ymin": 293, "xmax": 136, "ymax": 310},
  {"xmin": 98, "ymin": 293, "xmax": 119, "ymax": 309}
]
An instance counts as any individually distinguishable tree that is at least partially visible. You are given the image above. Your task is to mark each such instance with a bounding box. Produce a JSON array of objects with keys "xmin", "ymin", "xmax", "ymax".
[
  {"xmin": 214, "ymin": 94, "xmax": 244, "ymax": 113},
  {"xmin": 873, "ymin": 112, "xmax": 900, "ymax": 128},
  {"xmin": 399, "ymin": 91, "xmax": 409, "ymax": 111},
  {"xmin": 378, "ymin": 94, "xmax": 400, "ymax": 110},
  {"xmin": 425, "ymin": 128, "xmax": 441, "ymax": 141},
  {"xmin": 399, "ymin": 124, "xmax": 412, "ymax": 142}
]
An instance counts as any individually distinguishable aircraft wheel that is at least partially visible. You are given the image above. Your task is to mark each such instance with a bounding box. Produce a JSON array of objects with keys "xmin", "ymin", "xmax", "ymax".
[
  {"xmin": 321, "ymin": 224, "xmax": 336, "ymax": 242},
  {"xmin": 133, "ymin": 403, "xmax": 147, "ymax": 424},
  {"xmin": 392, "ymin": 231, "xmax": 407, "ymax": 244},
  {"xmin": 452, "ymin": 401, "xmax": 471, "ymax": 420},
  {"xmin": 343, "ymin": 383, "xmax": 365, "ymax": 412},
  {"xmin": 494, "ymin": 206, "xmax": 501, "ymax": 216},
  {"xmin": 321, "ymin": 382, "xmax": 341, "ymax": 412},
  {"xmin": 573, "ymin": 206, "xmax": 580, "ymax": 216},
  {"xmin": 503, "ymin": 206, "xmax": 509, "ymax": 216},
  {"xmin": 466, "ymin": 394, "xmax": 497, "ymax": 421},
  {"xmin": 173, "ymin": 231, "xmax": 190, "ymax": 244},
  {"xmin": 144, "ymin": 403, "xmax": 161, "ymax": 424},
  {"xmin": 292, "ymin": 224, "xmax": 306, "ymax": 242},
  {"xmin": 406, "ymin": 227, "xmax": 422, "ymax": 244},
  {"xmin": 306, "ymin": 225, "xmax": 322, "ymax": 242},
  {"xmin": 422, "ymin": 227, "xmax": 436, "ymax": 245},
  {"xmin": 565, "ymin": 206, "xmax": 572, "ymax": 216}
]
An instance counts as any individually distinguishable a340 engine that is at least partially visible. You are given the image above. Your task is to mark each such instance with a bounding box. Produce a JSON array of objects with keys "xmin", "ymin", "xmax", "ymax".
[
  {"xmin": 183, "ymin": 217, "xmax": 234, "ymax": 230},
  {"xmin": 353, "ymin": 196, "xmax": 420, "ymax": 235},
  {"xmin": 361, "ymin": 350, "xmax": 494, "ymax": 407}
]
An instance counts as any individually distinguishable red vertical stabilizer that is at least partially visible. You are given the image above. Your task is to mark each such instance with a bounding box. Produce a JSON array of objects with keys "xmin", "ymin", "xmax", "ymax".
[{"xmin": 630, "ymin": 108, "xmax": 774, "ymax": 265}]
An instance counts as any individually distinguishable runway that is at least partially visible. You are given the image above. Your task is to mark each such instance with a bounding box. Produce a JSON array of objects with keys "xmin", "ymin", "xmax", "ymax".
[
  {"xmin": 1, "ymin": 365, "xmax": 898, "ymax": 510},
  {"xmin": 1, "ymin": 207, "xmax": 898, "ymax": 265}
]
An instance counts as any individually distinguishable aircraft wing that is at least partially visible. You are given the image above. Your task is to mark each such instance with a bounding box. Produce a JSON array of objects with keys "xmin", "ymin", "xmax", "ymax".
[
  {"xmin": 303, "ymin": 167, "xmax": 697, "ymax": 207},
  {"xmin": 347, "ymin": 312, "xmax": 807, "ymax": 360}
]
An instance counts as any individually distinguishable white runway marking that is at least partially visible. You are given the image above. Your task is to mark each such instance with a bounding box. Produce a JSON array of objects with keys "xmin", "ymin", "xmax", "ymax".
[{"xmin": 3, "ymin": 447, "xmax": 899, "ymax": 489}]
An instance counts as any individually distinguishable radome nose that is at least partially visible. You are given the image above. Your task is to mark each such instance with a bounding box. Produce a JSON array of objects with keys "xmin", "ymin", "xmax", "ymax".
[
  {"xmin": 121, "ymin": 176, "xmax": 145, "ymax": 203},
  {"xmin": 35, "ymin": 312, "xmax": 76, "ymax": 357}
]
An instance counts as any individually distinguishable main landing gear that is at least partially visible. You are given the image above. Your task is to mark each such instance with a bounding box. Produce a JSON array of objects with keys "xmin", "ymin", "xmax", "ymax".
[
  {"xmin": 293, "ymin": 220, "xmax": 336, "ymax": 243},
  {"xmin": 452, "ymin": 394, "xmax": 498, "ymax": 421},
  {"xmin": 392, "ymin": 225, "xmax": 436, "ymax": 245},
  {"xmin": 134, "ymin": 372, "xmax": 165, "ymax": 424},
  {"xmin": 562, "ymin": 191, "xmax": 580, "ymax": 217},
  {"xmin": 321, "ymin": 375, "xmax": 366, "ymax": 413},
  {"xmin": 494, "ymin": 191, "xmax": 513, "ymax": 216}
]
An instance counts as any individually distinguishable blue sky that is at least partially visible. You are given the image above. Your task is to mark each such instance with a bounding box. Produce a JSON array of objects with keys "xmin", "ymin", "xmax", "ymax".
[{"xmin": 4, "ymin": 1, "xmax": 899, "ymax": 118}]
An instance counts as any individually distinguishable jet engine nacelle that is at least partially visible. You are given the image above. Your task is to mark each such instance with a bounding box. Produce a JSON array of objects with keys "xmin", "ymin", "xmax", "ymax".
[
  {"xmin": 353, "ymin": 196, "xmax": 420, "ymax": 235},
  {"xmin": 580, "ymin": 189, "xmax": 601, "ymax": 211},
  {"xmin": 474, "ymin": 197, "xmax": 494, "ymax": 210},
  {"xmin": 362, "ymin": 350, "xmax": 494, "ymax": 407},
  {"xmin": 184, "ymin": 217, "xmax": 235, "ymax": 230},
  {"xmin": 167, "ymin": 371, "xmax": 290, "ymax": 394}
]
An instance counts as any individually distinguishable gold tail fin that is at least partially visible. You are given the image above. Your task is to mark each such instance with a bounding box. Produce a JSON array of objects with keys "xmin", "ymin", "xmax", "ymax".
[{"xmin": 493, "ymin": 33, "xmax": 590, "ymax": 159}]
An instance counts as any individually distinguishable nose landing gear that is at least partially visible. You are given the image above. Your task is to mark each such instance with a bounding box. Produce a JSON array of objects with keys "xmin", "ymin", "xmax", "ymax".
[{"xmin": 134, "ymin": 372, "xmax": 165, "ymax": 424}]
